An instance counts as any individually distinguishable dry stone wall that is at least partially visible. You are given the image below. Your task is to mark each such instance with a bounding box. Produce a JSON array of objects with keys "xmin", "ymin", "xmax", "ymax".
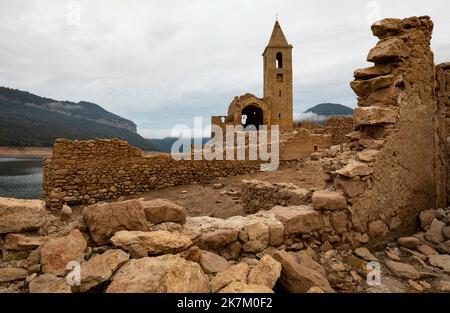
[
  {"xmin": 43, "ymin": 139, "xmax": 260, "ymax": 209},
  {"xmin": 324, "ymin": 116, "xmax": 356, "ymax": 145}
]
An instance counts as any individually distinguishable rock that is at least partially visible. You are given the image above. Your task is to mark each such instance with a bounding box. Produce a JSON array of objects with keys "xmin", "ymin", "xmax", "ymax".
[
  {"xmin": 213, "ymin": 183, "xmax": 224, "ymax": 189},
  {"xmin": 106, "ymin": 255, "xmax": 209, "ymax": 293},
  {"xmin": 331, "ymin": 211, "xmax": 348, "ymax": 234},
  {"xmin": 437, "ymin": 240, "xmax": 450, "ymax": 254},
  {"xmin": 432, "ymin": 277, "xmax": 450, "ymax": 292},
  {"xmin": 428, "ymin": 255, "xmax": 450, "ymax": 271},
  {"xmin": 247, "ymin": 255, "xmax": 282, "ymax": 289},
  {"xmin": 271, "ymin": 205, "xmax": 323, "ymax": 235},
  {"xmin": 335, "ymin": 161, "xmax": 373, "ymax": 178},
  {"xmin": 29, "ymin": 274, "xmax": 72, "ymax": 293},
  {"xmin": 60, "ymin": 205, "xmax": 72, "ymax": 221},
  {"xmin": 350, "ymin": 75, "xmax": 395, "ymax": 98},
  {"xmin": 0, "ymin": 198, "xmax": 45, "ymax": 234},
  {"xmin": 218, "ymin": 242, "xmax": 242, "ymax": 260},
  {"xmin": 397, "ymin": 237, "xmax": 421, "ymax": 249},
  {"xmin": 366, "ymin": 276, "xmax": 407, "ymax": 293},
  {"xmin": 358, "ymin": 86, "xmax": 401, "ymax": 107},
  {"xmin": 83, "ymin": 199, "xmax": 149, "ymax": 245},
  {"xmin": 0, "ymin": 267, "xmax": 28, "ymax": 282},
  {"xmin": 292, "ymin": 250, "xmax": 327, "ymax": 276},
  {"xmin": 272, "ymin": 250, "xmax": 333, "ymax": 293},
  {"xmin": 311, "ymin": 190, "xmax": 347, "ymax": 211},
  {"xmin": 408, "ymin": 279, "xmax": 424, "ymax": 292},
  {"xmin": 353, "ymin": 107, "xmax": 398, "ymax": 125},
  {"xmin": 128, "ymin": 244, "xmax": 148, "ymax": 259},
  {"xmin": 219, "ymin": 282, "xmax": 273, "ymax": 293},
  {"xmin": 177, "ymin": 246, "xmax": 202, "ymax": 263},
  {"xmin": 385, "ymin": 261, "xmax": 420, "ymax": 279},
  {"xmin": 307, "ymin": 286, "xmax": 325, "ymax": 293},
  {"xmin": 330, "ymin": 263, "xmax": 346, "ymax": 272},
  {"xmin": 199, "ymin": 250, "xmax": 229, "ymax": 274},
  {"xmin": 334, "ymin": 176, "xmax": 365, "ymax": 198},
  {"xmin": 368, "ymin": 220, "xmax": 389, "ymax": 237},
  {"xmin": 78, "ymin": 249, "xmax": 130, "ymax": 292},
  {"xmin": 416, "ymin": 244, "xmax": 439, "ymax": 256},
  {"xmin": 210, "ymin": 263, "xmax": 249, "ymax": 293},
  {"xmin": 239, "ymin": 222, "xmax": 269, "ymax": 253},
  {"xmin": 196, "ymin": 229, "xmax": 239, "ymax": 250},
  {"xmin": 3, "ymin": 234, "xmax": 49, "ymax": 251},
  {"xmin": 419, "ymin": 210, "xmax": 436, "ymax": 230},
  {"xmin": 110, "ymin": 230, "xmax": 192, "ymax": 255},
  {"xmin": 141, "ymin": 199, "xmax": 187, "ymax": 225},
  {"xmin": 354, "ymin": 247, "xmax": 377, "ymax": 261},
  {"xmin": 371, "ymin": 18, "xmax": 402, "ymax": 38},
  {"xmin": 357, "ymin": 149, "xmax": 379, "ymax": 162},
  {"xmin": 442, "ymin": 226, "xmax": 450, "ymax": 239},
  {"xmin": 354, "ymin": 64, "xmax": 391, "ymax": 80},
  {"xmin": 425, "ymin": 219, "xmax": 445, "ymax": 244},
  {"xmin": 40, "ymin": 229, "xmax": 87, "ymax": 276},
  {"xmin": 367, "ymin": 37, "xmax": 408, "ymax": 63}
]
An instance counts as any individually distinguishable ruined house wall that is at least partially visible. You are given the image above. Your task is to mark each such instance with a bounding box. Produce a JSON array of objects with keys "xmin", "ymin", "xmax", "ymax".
[
  {"xmin": 334, "ymin": 16, "xmax": 440, "ymax": 240},
  {"xmin": 280, "ymin": 128, "xmax": 332, "ymax": 160},
  {"xmin": 43, "ymin": 139, "xmax": 260, "ymax": 209},
  {"xmin": 323, "ymin": 116, "xmax": 356, "ymax": 145}
]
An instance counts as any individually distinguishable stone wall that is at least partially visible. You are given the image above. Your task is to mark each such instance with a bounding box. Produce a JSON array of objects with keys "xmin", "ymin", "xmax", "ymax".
[
  {"xmin": 331, "ymin": 16, "xmax": 441, "ymax": 241},
  {"xmin": 324, "ymin": 116, "xmax": 356, "ymax": 145},
  {"xmin": 43, "ymin": 139, "xmax": 260, "ymax": 209},
  {"xmin": 280, "ymin": 128, "xmax": 332, "ymax": 160}
]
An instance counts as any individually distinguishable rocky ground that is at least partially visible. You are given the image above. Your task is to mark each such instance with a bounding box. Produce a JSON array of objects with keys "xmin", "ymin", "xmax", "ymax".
[{"xmin": 0, "ymin": 184, "xmax": 449, "ymax": 293}]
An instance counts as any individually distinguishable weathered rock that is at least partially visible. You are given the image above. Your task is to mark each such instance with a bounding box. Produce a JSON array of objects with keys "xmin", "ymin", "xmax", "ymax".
[
  {"xmin": 358, "ymin": 86, "xmax": 401, "ymax": 107},
  {"xmin": 353, "ymin": 107, "xmax": 398, "ymax": 125},
  {"xmin": 110, "ymin": 230, "xmax": 192, "ymax": 255},
  {"xmin": 437, "ymin": 240, "xmax": 450, "ymax": 254},
  {"xmin": 357, "ymin": 149, "xmax": 379, "ymax": 162},
  {"xmin": 354, "ymin": 64, "xmax": 391, "ymax": 80},
  {"xmin": 416, "ymin": 244, "xmax": 439, "ymax": 256},
  {"xmin": 419, "ymin": 210, "xmax": 436, "ymax": 230},
  {"xmin": 311, "ymin": 190, "xmax": 347, "ymax": 211},
  {"xmin": 397, "ymin": 237, "xmax": 421, "ymax": 249},
  {"xmin": 78, "ymin": 249, "xmax": 130, "ymax": 292},
  {"xmin": 354, "ymin": 247, "xmax": 377, "ymax": 261},
  {"xmin": 106, "ymin": 255, "xmax": 209, "ymax": 293},
  {"xmin": 199, "ymin": 250, "xmax": 229, "ymax": 274},
  {"xmin": 432, "ymin": 277, "xmax": 450, "ymax": 292},
  {"xmin": 428, "ymin": 255, "xmax": 450, "ymax": 271},
  {"xmin": 142, "ymin": 199, "xmax": 187, "ymax": 225},
  {"xmin": 334, "ymin": 176, "xmax": 365, "ymax": 198},
  {"xmin": 371, "ymin": 18, "xmax": 402, "ymax": 38},
  {"xmin": 368, "ymin": 220, "xmax": 389, "ymax": 237},
  {"xmin": 83, "ymin": 199, "xmax": 149, "ymax": 245},
  {"xmin": 0, "ymin": 267, "xmax": 28, "ymax": 282},
  {"xmin": 425, "ymin": 219, "xmax": 445, "ymax": 244},
  {"xmin": 40, "ymin": 229, "xmax": 87, "ymax": 276},
  {"xmin": 177, "ymin": 246, "xmax": 202, "ymax": 263},
  {"xmin": 0, "ymin": 198, "xmax": 45, "ymax": 234},
  {"xmin": 219, "ymin": 282, "xmax": 273, "ymax": 293},
  {"xmin": 210, "ymin": 263, "xmax": 249, "ymax": 293},
  {"xmin": 335, "ymin": 161, "xmax": 373, "ymax": 178},
  {"xmin": 272, "ymin": 250, "xmax": 333, "ymax": 293},
  {"xmin": 307, "ymin": 286, "xmax": 325, "ymax": 293},
  {"xmin": 385, "ymin": 260, "xmax": 420, "ymax": 279},
  {"xmin": 367, "ymin": 37, "xmax": 408, "ymax": 63},
  {"xmin": 28, "ymin": 274, "xmax": 72, "ymax": 293},
  {"xmin": 3, "ymin": 234, "xmax": 50, "ymax": 251},
  {"xmin": 60, "ymin": 205, "xmax": 72, "ymax": 221},
  {"xmin": 128, "ymin": 244, "xmax": 148, "ymax": 259},
  {"xmin": 239, "ymin": 222, "xmax": 269, "ymax": 253},
  {"xmin": 350, "ymin": 74, "xmax": 395, "ymax": 98},
  {"xmin": 271, "ymin": 205, "xmax": 323, "ymax": 235},
  {"xmin": 331, "ymin": 211, "xmax": 348, "ymax": 234},
  {"xmin": 292, "ymin": 250, "xmax": 327, "ymax": 276},
  {"xmin": 442, "ymin": 226, "xmax": 450, "ymax": 239},
  {"xmin": 196, "ymin": 229, "xmax": 239, "ymax": 250},
  {"xmin": 247, "ymin": 255, "xmax": 282, "ymax": 289}
]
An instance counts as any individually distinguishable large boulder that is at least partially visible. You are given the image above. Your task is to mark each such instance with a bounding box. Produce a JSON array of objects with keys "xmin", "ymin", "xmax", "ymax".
[
  {"xmin": 29, "ymin": 274, "xmax": 72, "ymax": 293},
  {"xmin": 40, "ymin": 229, "xmax": 87, "ymax": 276},
  {"xmin": 247, "ymin": 255, "xmax": 281, "ymax": 289},
  {"xmin": 142, "ymin": 199, "xmax": 187, "ymax": 225},
  {"xmin": 106, "ymin": 255, "xmax": 210, "ymax": 293},
  {"xmin": 0, "ymin": 198, "xmax": 45, "ymax": 234},
  {"xmin": 270, "ymin": 206, "xmax": 323, "ymax": 235},
  {"xmin": 311, "ymin": 190, "xmax": 347, "ymax": 211},
  {"xmin": 83, "ymin": 199, "xmax": 149, "ymax": 245},
  {"xmin": 272, "ymin": 250, "xmax": 333, "ymax": 293},
  {"xmin": 110, "ymin": 230, "xmax": 192, "ymax": 255},
  {"xmin": 78, "ymin": 249, "xmax": 130, "ymax": 292}
]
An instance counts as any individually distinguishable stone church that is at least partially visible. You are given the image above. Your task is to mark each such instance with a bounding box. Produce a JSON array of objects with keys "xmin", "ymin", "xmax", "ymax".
[{"xmin": 211, "ymin": 20, "xmax": 294, "ymax": 133}]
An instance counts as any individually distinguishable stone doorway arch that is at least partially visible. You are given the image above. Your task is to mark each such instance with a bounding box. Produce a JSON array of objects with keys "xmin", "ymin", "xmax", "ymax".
[{"xmin": 242, "ymin": 105, "xmax": 264, "ymax": 130}]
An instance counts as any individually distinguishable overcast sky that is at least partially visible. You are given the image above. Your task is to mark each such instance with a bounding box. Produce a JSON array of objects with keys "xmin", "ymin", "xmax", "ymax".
[{"xmin": 1, "ymin": 0, "xmax": 449, "ymax": 138}]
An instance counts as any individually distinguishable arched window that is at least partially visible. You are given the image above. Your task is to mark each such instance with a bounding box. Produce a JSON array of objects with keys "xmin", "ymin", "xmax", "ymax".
[{"xmin": 276, "ymin": 52, "xmax": 283, "ymax": 68}]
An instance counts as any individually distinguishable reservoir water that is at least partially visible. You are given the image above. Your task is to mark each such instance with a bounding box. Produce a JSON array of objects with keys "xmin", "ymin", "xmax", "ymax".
[{"xmin": 0, "ymin": 157, "xmax": 43, "ymax": 199}]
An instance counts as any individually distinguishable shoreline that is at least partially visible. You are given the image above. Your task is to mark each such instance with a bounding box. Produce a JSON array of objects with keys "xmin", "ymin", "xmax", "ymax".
[{"xmin": 0, "ymin": 146, "xmax": 53, "ymax": 158}]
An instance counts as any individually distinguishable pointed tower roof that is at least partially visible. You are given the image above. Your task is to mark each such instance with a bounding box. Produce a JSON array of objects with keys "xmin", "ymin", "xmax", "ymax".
[{"xmin": 267, "ymin": 20, "xmax": 290, "ymax": 47}]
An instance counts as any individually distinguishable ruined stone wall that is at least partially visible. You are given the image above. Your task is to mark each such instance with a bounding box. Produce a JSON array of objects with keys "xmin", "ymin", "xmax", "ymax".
[
  {"xmin": 280, "ymin": 128, "xmax": 332, "ymax": 160},
  {"xmin": 332, "ymin": 16, "xmax": 440, "ymax": 241},
  {"xmin": 324, "ymin": 116, "xmax": 356, "ymax": 145},
  {"xmin": 43, "ymin": 139, "xmax": 260, "ymax": 209}
]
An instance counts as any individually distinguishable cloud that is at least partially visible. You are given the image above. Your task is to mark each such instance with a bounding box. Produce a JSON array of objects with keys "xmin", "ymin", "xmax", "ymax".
[
  {"xmin": 294, "ymin": 112, "xmax": 328, "ymax": 123},
  {"xmin": 0, "ymin": 0, "xmax": 449, "ymax": 138}
]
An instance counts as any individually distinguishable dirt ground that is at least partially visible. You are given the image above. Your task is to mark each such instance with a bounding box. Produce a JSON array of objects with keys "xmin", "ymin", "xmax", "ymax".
[{"xmin": 118, "ymin": 161, "xmax": 328, "ymax": 219}]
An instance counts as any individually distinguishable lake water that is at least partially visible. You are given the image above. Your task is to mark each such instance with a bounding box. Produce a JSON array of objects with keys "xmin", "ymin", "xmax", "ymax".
[{"xmin": 0, "ymin": 157, "xmax": 43, "ymax": 199}]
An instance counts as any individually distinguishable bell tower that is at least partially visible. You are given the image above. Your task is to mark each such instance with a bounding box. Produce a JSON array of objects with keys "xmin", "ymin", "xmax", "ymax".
[{"xmin": 263, "ymin": 20, "xmax": 293, "ymax": 129}]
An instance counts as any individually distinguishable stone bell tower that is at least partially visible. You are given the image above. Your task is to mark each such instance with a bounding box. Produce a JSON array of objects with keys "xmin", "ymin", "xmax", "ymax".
[{"xmin": 263, "ymin": 20, "xmax": 293, "ymax": 130}]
